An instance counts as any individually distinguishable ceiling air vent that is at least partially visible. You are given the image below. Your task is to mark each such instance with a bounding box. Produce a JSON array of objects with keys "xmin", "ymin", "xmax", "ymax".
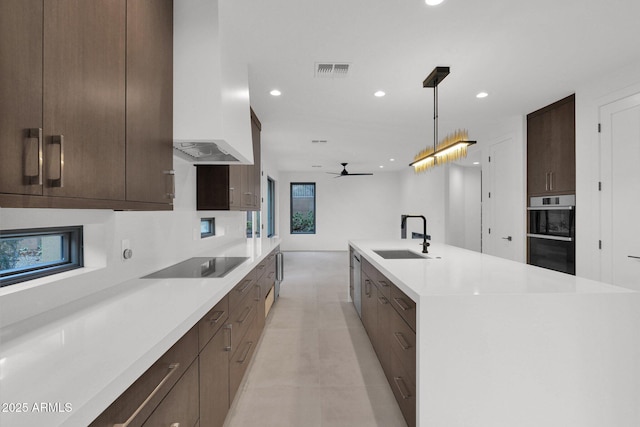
[
  {"xmin": 315, "ymin": 63, "xmax": 350, "ymax": 78},
  {"xmin": 311, "ymin": 139, "xmax": 328, "ymax": 144}
]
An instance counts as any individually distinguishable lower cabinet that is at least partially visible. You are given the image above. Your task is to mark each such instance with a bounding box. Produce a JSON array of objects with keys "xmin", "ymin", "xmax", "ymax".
[
  {"xmin": 359, "ymin": 258, "xmax": 416, "ymax": 427},
  {"xmin": 91, "ymin": 247, "xmax": 280, "ymax": 427},
  {"xmin": 142, "ymin": 359, "xmax": 200, "ymax": 427}
]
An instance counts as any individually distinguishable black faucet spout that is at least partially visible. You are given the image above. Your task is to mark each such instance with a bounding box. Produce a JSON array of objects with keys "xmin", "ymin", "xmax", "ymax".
[{"xmin": 400, "ymin": 214, "xmax": 430, "ymax": 253}]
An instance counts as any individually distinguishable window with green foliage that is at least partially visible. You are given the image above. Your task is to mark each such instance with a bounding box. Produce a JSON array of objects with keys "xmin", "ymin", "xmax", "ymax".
[
  {"xmin": 0, "ymin": 226, "xmax": 83, "ymax": 287},
  {"xmin": 290, "ymin": 183, "xmax": 316, "ymax": 234}
]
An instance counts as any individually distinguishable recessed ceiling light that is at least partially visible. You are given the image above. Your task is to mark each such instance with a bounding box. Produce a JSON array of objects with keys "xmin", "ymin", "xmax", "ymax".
[
  {"xmin": 473, "ymin": 161, "xmax": 480, "ymax": 165},
  {"xmin": 270, "ymin": 89, "xmax": 281, "ymax": 96},
  {"xmin": 374, "ymin": 91, "xmax": 386, "ymax": 97},
  {"xmin": 425, "ymin": 0, "xmax": 445, "ymax": 5},
  {"xmin": 476, "ymin": 92, "xmax": 488, "ymax": 99},
  {"xmin": 390, "ymin": 158, "xmax": 395, "ymax": 162},
  {"xmin": 379, "ymin": 165, "xmax": 384, "ymax": 168}
]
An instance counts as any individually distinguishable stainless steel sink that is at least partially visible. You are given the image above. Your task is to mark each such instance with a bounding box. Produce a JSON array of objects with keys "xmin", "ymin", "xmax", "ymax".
[{"xmin": 373, "ymin": 250, "xmax": 430, "ymax": 259}]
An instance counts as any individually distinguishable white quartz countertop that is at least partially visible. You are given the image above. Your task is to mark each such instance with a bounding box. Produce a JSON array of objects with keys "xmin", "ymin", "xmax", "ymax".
[
  {"xmin": 0, "ymin": 238, "xmax": 281, "ymax": 427},
  {"xmin": 349, "ymin": 239, "xmax": 632, "ymax": 300}
]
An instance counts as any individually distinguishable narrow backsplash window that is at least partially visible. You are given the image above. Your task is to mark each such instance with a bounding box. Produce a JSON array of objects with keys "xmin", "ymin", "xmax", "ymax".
[
  {"xmin": 0, "ymin": 226, "xmax": 83, "ymax": 287},
  {"xmin": 200, "ymin": 218, "xmax": 215, "ymax": 238}
]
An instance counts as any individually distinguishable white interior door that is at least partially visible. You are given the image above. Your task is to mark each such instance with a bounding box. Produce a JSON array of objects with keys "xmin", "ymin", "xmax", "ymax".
[
  {"xmin": 600, "ymin": 93, "xmax": 640, "ymax": 290},
  {"xmin": 484, "ymin": 137, "xmax": 525, "ymax": 262}
]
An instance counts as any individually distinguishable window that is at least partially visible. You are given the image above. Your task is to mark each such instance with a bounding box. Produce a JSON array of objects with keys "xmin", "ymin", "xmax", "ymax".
[
  {"xmin": 200, "ymin": 218, "xmax": 215, "ymax": 238},
  {"xmin": 290, "ymin": 183, "xmax": 316, "ymax": 234},
  {"xmin": 267, "ymin": 177, "xmax": 275, "ymax": 237},
  {"xmin": 0, "ymin": 226, "xmax": 83, "ymax": 287}
]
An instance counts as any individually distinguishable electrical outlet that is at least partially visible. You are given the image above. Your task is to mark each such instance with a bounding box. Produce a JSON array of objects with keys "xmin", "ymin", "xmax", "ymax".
[{"xmin": 121, "ymin": 239, "xmax": 133, "ymax": 261}]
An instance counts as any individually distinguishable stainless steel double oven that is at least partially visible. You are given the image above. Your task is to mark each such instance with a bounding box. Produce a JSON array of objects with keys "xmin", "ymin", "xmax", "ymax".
[{"xmin": 527, "ymin": 194, "xmax": 575, "ymax": 275}]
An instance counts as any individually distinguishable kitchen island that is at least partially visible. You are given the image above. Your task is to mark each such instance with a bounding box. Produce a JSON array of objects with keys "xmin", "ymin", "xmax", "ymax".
[
  {"xmin": 349, "ymin": 239, "xmax": 640, "ymax": 427},
  {"xmin": 0, "ymin": 238, "xmax": 280, "ymax": 427}
]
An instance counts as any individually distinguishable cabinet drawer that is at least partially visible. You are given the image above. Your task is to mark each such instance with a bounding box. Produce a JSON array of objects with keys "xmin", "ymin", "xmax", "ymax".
[
  {"xmin": 389, "ymin": 307, "xmax": 416, "ymax": 379},
  {"xmin": 229, "ymin": 317, "xmax": 259, "ymax": 403},
  {"xmin": 89, "ymin": 326, "xmax": 198, "ymax": 427},
  {"xmin": 389, "ymin": 350, "xmax": 416, "ymax": 427},
  {"xmin": 254, "ymin": 257, "xmax": 269, "ymax": 280},
  {"xmin": 390, "ymin": 284, "xmax": 416, "ymax": 332},
  {"xmin": 361, "ymin": 257, "xmax": 377, "ymax": 282},
  {"xmin": 229, "ymin": 269, "xmax": 256, "ymax": 312},
  {"xmin": 229, "ymin": 289, "xmax": 258, "ymax": 355},
  {"xmin": 198, "ymin": 295, "xmax": 229, "ymax": 351},
  {"xmin": 142, "ymin": 359, "xmax": 199, "ymax": 427},
  {"xmin": 375, "ymin": 271, "xmax": 392, "ymax": 300}
]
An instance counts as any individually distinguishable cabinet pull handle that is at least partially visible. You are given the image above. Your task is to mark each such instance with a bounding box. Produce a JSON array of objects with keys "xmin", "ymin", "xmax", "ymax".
[
  {"xmin": 364, "ymin": 279, "xmax": 371, "ymax": 297},
  {"xmin": 254, "ymin": 285, "xmax": 261, "ymax": 302},
  {"xmin": 378, "ymin": 280, "xmax": 390, "ymax": 288},
  {"xmin": 628, "ymin": 255, "xmax": 640, "ymax": 260},
  {"xmin": 378, "ymin": 296, "xmax": 389, "ymax": 305},
  {"xmin": 163, "ymin": 170, "xmax": 175, "ymax": 199},
  {"xmin": 114, "ymin": 363, "xmax": 180, "ymax": 427},
  {"xmin": 170, "ymin": 423, "xmax": 180, "ymax": 427},
  {"xmin": 549, "ymin": 171, "xmax": 553, "ymax": 191},
  {"xmin": 237, "ymin": 305, "xmax": 253, "ymax": 324},
  {"xmin": 237, "ymin": 341, "xmax": 253, "ymax": 364},
  {"xmin": 49, "ymin": 135, "xmax": 64, "ymax": 187},
  {"xmin": 267, "ymin": 271, "xmax": 275, "ymax": 279},
  {"xmin": 237, "ymin": 279, "xmax": 253, "ymax": 294},
  {"xmin": 393, "ymin": 376, "xmax": 412, "ymax": 400},
  {"xmin": 393, "ymin": 297, "xmax": 411, "ymax": 311},
  {"xmin": 393, "ymin": 332, "xmax": 411, "ymax": 350},
  {"xmin": 224, "ymin": 324, "xmax": 233, "ymax": 351},
  {"xmin": 207, "ymin": 310, "xmax": 225, "ymax": 325},
  {"xmin": 24, "ymin": 128, "xmax": 43, "ymax": 185},
  {"xmin": 230, "ymin": 187, "xmax": 235, "ymax": 204}
]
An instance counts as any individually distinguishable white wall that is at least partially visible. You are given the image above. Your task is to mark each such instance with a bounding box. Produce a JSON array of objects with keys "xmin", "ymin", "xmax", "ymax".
[
  {"xmin": 447, "ymin": 164, "xmax": 482, "ymax": 252},
  {"xmin": 0, "ymin": 156, "xmax": 247, "ymax": 327},
  {"xmin": 278, "ymin": 171, "xmax": 401, "ymax": 251},
  {"xmin": 397, "ymin": 166, "xmax": 447, "ymax": 244}
]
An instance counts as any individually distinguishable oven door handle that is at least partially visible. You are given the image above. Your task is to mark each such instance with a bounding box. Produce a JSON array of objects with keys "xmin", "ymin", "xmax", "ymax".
[
  {"xmin": 527, "ymin": 233, "xmax": 573, "ymax": 242},
  {"xmin": 527, "ymin": 206, "xmax": 574, "ymax": 211}
]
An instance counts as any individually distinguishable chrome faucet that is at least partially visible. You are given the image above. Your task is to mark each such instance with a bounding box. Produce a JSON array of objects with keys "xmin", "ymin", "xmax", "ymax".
[{"xmin": 401, "ymin": 215, "xmax": 431, "ymax": 253}]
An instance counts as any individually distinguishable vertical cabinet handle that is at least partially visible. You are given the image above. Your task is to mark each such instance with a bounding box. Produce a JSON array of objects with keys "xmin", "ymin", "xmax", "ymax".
[
  {"xmin": 364, "ymin": 279, "xmax": 371, "ymax": 297},
  {"xmin": 49, "ymin": 135, "xmax": 64, "ymax": 187},
  {"xmin": 237, "ymin": 305, "xmax": 253, "ymax": 324},
  {"xmin": 545, "ymin": 172, "xmax": 549, "ymax": 191},
  {"xmin": 224, "ymin": 324, "xmax": 233, "ymax": 352},
  {"xmin": 114, "ymin": 363, "xmax": 180, "ymax": 427},
  {"xmin": 230, "ymin": 187, "xmax": 235, "ymax": 204},
  {"xmin": 24, "ymin": 128, "xmax": 43, "ymax": 185},
  {"xmin": 163, "ymin": 170, "xmax": 175, "ymax": 199},
  {"xmin": 393, "ymin": 377, "xmax": 412, "ymax": 400},
  {"xmin": 254, "ymin": 285, "xmax": 261, "ymax": 302},
  {"xmin": 549, "ymin": 171, "xmax": 554, "ymax": 191}
]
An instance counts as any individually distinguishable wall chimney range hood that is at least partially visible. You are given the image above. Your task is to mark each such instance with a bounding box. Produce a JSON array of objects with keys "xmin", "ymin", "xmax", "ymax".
[{"xmin": 173, "ymin": 0, "xmax": 253, "ymax": 164}]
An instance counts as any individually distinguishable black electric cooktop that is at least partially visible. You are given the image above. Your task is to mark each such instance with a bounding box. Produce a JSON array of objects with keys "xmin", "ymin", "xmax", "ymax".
[{"xmin": 143, "ymin": 257, "xmax": 249, "ymax": 279}]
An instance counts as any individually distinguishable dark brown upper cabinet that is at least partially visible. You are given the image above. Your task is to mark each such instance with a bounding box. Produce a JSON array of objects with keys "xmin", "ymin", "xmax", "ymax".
[
  {"xmin": 0, "ymin": 0, "xmax": 44, "ymax": 197},
  {"xmin": 197, "ymin": 109, "xmax": 262, "ymax": 211},
  {"xmin": 527, "ymin": 94, "xmax": 576, "ymax": 197},
  {"xmin": 126, "ymin": 0, "xmax": 174, "ymax": 205},
  {"xmin": 0, "ymin": 0, "xmax": 173, "ymax": 210}
]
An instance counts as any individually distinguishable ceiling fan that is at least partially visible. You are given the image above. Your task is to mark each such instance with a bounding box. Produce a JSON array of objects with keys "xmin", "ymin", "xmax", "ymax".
[{"xmin": 327, "ymin": 163, "xmax": 373, "ymax": 178}]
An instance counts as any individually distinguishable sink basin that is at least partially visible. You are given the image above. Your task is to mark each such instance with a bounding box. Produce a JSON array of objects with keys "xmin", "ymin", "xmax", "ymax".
[{"xmin": 373, "ymin": 250, "xmax": 430, "ymax": 259}]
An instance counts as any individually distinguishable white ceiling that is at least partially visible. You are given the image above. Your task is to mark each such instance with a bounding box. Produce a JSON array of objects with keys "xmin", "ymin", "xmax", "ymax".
[{"xmin": 225, "ymin": 0, "xmax": 640, "ymax": 174}]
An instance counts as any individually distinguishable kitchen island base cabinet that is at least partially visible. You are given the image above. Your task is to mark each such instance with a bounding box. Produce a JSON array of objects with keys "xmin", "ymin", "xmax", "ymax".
[{"xmin": 357, "ymin": 254, "xmax": 416, "ymax": 427}]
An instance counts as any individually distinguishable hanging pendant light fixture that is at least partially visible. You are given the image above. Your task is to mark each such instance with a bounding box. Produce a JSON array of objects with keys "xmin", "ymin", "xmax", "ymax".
[{"xmin": 409, "ymin": 66, "xmax": 476, "ymax": 173}]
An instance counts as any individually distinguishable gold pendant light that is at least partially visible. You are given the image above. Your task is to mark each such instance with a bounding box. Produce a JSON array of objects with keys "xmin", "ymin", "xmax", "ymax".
[{"xmin": 410, "ymin": 66, "xmax": 476, "ymax": 173}]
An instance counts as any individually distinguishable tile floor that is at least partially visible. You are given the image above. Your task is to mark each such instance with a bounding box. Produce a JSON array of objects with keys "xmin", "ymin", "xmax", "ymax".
[{"xmin": 223, "ymin": 251, "xmax": 407, "ymax": 427}]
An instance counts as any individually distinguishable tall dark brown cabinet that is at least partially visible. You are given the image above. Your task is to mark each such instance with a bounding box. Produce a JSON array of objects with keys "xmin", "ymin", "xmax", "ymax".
[{"xmin": 527, "ymin": 94, "xmax": 576, "ymax": 197}]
